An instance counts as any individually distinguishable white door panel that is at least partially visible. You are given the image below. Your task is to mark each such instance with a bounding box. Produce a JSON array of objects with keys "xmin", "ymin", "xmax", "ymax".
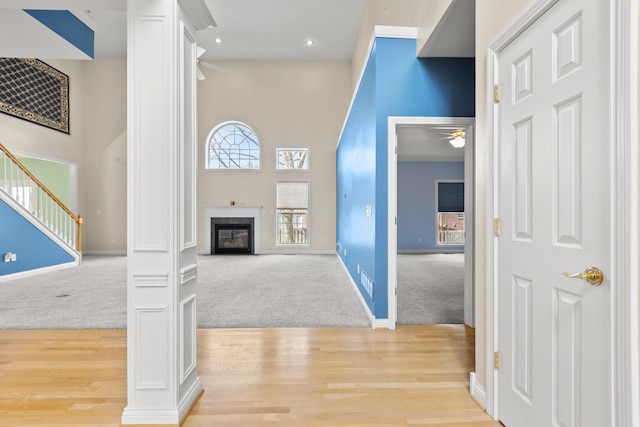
[{"xmin": 497, "ymin": 0, "xmax": 612, "ymax": 426}]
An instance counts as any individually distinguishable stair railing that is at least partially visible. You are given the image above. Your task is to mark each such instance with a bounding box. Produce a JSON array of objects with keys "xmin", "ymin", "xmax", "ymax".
[{"xmin": 0, "ymin": 143, "xmax": 82, "ymax": 253}]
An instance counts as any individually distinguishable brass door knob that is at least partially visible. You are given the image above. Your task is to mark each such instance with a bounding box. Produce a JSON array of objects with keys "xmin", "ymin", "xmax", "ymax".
[{"xmin": 561, "ymin": 267, "xmax": 604, "ymax": 286}]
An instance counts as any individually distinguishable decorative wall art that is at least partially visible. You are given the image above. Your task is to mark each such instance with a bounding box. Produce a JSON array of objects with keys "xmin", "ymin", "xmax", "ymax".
[{"xmin": 0, "ymin": 58, "xmax": 69, "ymax": 134}]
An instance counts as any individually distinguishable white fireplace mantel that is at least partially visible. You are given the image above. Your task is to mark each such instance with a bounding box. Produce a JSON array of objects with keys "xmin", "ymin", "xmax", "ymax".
[{"xmin": 204, "ymin": 205, "xmax": 262, "ymax": 254}]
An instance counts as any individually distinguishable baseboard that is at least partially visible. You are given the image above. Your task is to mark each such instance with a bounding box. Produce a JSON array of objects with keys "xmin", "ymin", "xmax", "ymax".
[
  {"xmin": 374, "ymin": 318, "xmax": 392, "ymax": 329},
  {"xmin": 256, "ymin": 250, "xmax": 336, "ymax": 255},
  {"xmin": 397, "ymin": 249, "xmax": 464, "ymax": 254},
  {"xmin": 121, "ymin": 379, "xmax": 202, "ymax": 425},
  {"xmin": 0, "ymin": 261, "xmax": 78, "ymax": 283},
  {"xmin": 469, "ymin": 372, "xmax": 487, "ymax": 410},
  {"xmin": 336, "ymin": 253, "xmax": 378, "ymax": 329},
  {"xmin": 197, "ymin": 250, "xmax": 335, "ymax": 256},
  {"xmin": 178, "ymin": 378, "xmax": 204, "ymax": 421},
  {"xmin": 120, "ymin": 407, "xmax": 180, "ymax": 425},
  {"xmin": 83, "ymin": 250, "xmax": 127, "ymax": 256}
]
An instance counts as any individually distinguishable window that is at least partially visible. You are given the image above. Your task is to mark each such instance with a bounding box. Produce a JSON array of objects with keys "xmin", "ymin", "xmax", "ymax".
[
  {"xmin": 206, "ymin": 121, "xmax": 260, "ymax": 169},
  {"xmin": 436, "ymin": 181, "xmax": 465, "ymax": 246},
  {"xmin": 276, "ymin": 148, "xmax": 309, "ymax": 170},
  {"xmin": 276, "ymin": 181, "xmax": 309, "ymax": 245}
]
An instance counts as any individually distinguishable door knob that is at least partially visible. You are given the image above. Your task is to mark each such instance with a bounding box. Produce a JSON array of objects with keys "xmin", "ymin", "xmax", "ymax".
[{"xmin": 561, "ymin": 267, "xmax": 604, "ymax": 286}]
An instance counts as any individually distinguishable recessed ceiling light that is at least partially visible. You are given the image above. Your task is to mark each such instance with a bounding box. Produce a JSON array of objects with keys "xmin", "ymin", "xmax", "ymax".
[
  {"xmin": 215, "ymin": 38, "xmax": 222, "ymax": 44},
  {"xmin": 305, "ymin": 39, "xmax": 314, "ymax": 47}
]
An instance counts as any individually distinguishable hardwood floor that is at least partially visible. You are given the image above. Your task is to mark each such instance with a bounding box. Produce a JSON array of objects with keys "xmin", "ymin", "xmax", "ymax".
[{"xmin": 0, "ymin": 325, "xmax": 501, "ymax": 426}]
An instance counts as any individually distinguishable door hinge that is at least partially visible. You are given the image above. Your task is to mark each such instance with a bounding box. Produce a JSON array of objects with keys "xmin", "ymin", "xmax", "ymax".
[
  {"xmin": 493, "ymin": 218, "xmax": 500, "ymax": 236},
  {"xmin": 395, "ymin": 146, "xmax": 398, "ymax": 155},
  {"xmin": 494, "ymin": 84, "xmax": 500, "ymax": 103},
  {"xmin": 494, "ymin": 351, "xmax": 500, "ymax": 369}
]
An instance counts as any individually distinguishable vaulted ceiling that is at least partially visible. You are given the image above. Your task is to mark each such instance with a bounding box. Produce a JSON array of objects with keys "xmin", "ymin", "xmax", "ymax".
[{"xmin": 0, "ymin": 0, "xmax": 475, "ymax": 161}]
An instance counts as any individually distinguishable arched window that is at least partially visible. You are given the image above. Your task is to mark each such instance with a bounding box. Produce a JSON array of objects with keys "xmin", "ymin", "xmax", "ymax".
[{"xmin": 206, "ymin": 121, "xmax": 260, "ymax": 169}]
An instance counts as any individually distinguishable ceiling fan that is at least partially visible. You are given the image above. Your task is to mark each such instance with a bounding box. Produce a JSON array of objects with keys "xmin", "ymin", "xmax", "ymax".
[
  {"xmin": 446, "ymin": 129, "xmax": 465, "ymax": 148},
  {"xmin": 196, "ymin": 46, "xmax": 225, "ymax": 80},
  {"xmin": 424, "ymin": 129, "xmax": 466, "ymax": 148}
]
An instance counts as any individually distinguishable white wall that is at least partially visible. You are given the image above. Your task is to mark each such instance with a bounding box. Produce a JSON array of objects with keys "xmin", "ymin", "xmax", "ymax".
[
  {"xmin": 81, "ymin": 58, "xmax": 127, "ymax": 253},
  {"xmin": 196, "ymin": 60, "xmax": 352, "ymax": 253}
]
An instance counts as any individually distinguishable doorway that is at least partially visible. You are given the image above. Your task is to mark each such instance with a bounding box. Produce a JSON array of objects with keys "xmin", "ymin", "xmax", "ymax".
[{"xmin": 387, "ymin": 116, "xmax": 475, "ymax": 329}]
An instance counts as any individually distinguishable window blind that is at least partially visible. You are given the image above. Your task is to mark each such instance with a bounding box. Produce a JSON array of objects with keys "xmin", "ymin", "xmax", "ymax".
[
  {"xmin": 277, "ymin": 181, "xmax": 308, "ymax": 209},
  {"xmin": 437, "ymin": 182, "xmax": 464, "ymax": 212}
]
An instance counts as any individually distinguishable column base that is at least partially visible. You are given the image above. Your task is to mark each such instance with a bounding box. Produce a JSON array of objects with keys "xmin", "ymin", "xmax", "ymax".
[{"xmin": 121, "ymin": 380, "xmax": 203, "ymax": 425}]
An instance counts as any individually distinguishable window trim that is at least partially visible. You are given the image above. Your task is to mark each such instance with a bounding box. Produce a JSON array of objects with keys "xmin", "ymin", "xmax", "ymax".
[
  {"xmin": 435, "ymin": 179, "xmax": 465, "ymax": 247},
  {"xmin": 275, "ymin": 179, "xmax": 310, "ymax": 247},
  {"xmin": 275, "ymin": 147, "xmax": 310, "ymax": 171},
  {"xmin": 204, "ymin": 120, "xmax": 261, "ymax": 171}
]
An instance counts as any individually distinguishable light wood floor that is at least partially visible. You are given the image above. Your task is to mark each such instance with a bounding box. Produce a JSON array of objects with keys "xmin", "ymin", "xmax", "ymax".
[{"xmin": 0, "ymin": 325, "xmax": 502, "ymax": 427}]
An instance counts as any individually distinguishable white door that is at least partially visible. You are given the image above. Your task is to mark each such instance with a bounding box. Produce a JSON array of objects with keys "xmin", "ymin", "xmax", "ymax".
[{"xmin": 496, "ymin": 0, "xmax": 612, "ymax": 426}]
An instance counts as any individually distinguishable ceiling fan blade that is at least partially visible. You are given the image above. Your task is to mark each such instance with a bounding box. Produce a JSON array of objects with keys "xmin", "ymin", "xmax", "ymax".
[
  {"xmin": 423, "ymin": 129, "xmax": 466, "ymax": 144},
  {"xmin": 425, "ymin": 137, "xmax": 451, "ymax": 143},
  {"xmin": 197, "ymin": 46, "xmax": 206, "ymax": 59},
  {"xmin": 196, "ymin": 65, "xmax": 206, "ymax": 80},
  {"xmin": 200, "ymin": 61, "xmax": 225, "ymax": 72},
  {"xmin": 440, "ymin": 129, "xmax": 465, "ymax": 139}
]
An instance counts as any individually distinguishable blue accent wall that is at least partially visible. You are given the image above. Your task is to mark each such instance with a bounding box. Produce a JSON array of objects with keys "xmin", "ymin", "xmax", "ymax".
[
  {"xmin": 25, "ymin": 10, "xmax": 94, "ymax": 59},
  {"xmin": 336, "ymin": 37, "xmax": 474, "ymax": 319},
  {"xmin": 397, "ymin": 161, "xmax": 464, "ymax": 251},
  {"xmin": 0, "ymin": 199, "xmax": 74, "ymax": 276},
  {"xmin": 336, "ymin": 46, "xmax": 378, "ymax": 312}
]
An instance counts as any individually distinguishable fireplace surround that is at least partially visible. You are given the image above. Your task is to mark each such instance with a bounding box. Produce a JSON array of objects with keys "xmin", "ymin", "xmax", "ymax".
[
  {"xmin": 211, "ymin": 217, "xmax": 254, "ymax": 254},
  {"xmin": 204, "ymin": 206, "xmax": 262, "ymax": 255}
]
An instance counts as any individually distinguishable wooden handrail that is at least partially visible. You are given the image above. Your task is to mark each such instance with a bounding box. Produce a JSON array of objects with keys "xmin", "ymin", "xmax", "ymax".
[{"xmin": 0, "ymin": 143, "xmax": 82, "ymax": 253}]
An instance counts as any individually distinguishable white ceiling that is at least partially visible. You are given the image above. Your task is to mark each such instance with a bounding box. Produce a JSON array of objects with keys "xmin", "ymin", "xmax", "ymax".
[
  {"xmin": 198, "ymin": 0, "xmax": 366, "ymax": 61},
  {"xmin": 0, "ymin": 0, "xmax": 474, "ymax": 162},
  {"xmin": 397, "ymin": 126, "xmax": 467, "ymax": 162},
  {"xmin": 85, "ymin": 0, "xmax": 368, "ymax": 61}
]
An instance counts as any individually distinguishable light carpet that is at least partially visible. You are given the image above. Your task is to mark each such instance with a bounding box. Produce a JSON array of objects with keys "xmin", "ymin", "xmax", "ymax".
[
  {"xmin": 0, "ymin": 253, "xmax": 464, "ymax": 329},
  {"xmin": 397, "ymin": 253, "xmax": 465, "ymax": 324},
  {"xmin": 0, "ymin": 254, "xmax": 370, "ymax": 329}
]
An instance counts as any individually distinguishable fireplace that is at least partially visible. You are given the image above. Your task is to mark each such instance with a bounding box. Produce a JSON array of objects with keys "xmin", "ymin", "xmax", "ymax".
[{"xmin": 211, "ymin": 217, "xmax": 254, "ymax": 254}]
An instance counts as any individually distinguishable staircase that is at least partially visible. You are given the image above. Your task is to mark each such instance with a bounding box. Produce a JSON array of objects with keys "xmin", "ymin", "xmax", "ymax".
[{"xmin": 0, "ymin": 143, "xmax": 82, "ymax": 278}]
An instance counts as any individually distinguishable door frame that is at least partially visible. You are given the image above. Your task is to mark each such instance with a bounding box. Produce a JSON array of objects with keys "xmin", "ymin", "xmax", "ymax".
[
  {"xmin": 485, "ymin": 0, "xmax": 639, "ymax": 423},
  {"xmin": 387, "ymin": 116, "xmax": 475, "ymax": 329}
]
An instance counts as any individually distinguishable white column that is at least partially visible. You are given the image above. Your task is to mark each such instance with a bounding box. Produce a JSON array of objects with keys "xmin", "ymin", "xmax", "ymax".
[{"xmin": 122, "ymin": 0, "xmax": 214, "ymax": 424}]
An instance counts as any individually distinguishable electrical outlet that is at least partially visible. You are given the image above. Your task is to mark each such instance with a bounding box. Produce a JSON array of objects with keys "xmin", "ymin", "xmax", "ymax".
[{"xmin": 4, "ymin": 252, "xmax": 16, "ymax": 262}]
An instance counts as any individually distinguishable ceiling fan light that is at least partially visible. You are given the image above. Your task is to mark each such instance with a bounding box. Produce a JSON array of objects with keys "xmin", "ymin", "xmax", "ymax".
[{"xmin": 449, "ymin": 136, "xmax": 465, "ymax": 148}]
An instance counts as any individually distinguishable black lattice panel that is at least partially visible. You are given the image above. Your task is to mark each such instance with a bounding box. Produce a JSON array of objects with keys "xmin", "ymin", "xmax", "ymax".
[{"xmin": 0, "ymin": 58, "xmax": 69, "ymax": 133}]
